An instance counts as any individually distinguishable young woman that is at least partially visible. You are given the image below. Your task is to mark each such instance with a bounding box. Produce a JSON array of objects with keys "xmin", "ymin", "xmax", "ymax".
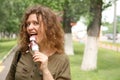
[{"xmin": 6, "ymin": 5, "xmax": 71, "ymax": 80}]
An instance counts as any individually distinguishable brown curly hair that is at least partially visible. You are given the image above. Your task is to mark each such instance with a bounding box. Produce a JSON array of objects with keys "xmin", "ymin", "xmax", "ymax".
[{"xmin": 18, "ymin": 5, "xmax": 64, "ymax": 54}]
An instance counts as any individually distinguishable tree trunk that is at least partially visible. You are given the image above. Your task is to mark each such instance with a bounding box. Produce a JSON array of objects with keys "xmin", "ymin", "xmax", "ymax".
[
  {"xmin": 63, "ymin": 0, "xmax": 74, "ymax": 55},
  {"xmin": 64, "ymin": 33, "xmax": 74, "ymax": 55},
  {"xmin": 81, "ymin": 0, "xmax": 102, "ymax": 71},
  {"xmin": 63, "ymin": 0, "xmax": 71, "ymax": 33},
  {"xmin": 81, "ymin": 36, "xmax": 98, "ymax": 70}
]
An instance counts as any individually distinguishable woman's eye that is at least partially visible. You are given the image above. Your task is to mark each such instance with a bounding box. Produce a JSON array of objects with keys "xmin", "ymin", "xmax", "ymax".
[
  {"xmin": 26, "ymin": 23, "xmax": 30, "ymax": 27},
  {"xmin": 33, "ymin": 22, "xmax": 39, "ymax": 25}
]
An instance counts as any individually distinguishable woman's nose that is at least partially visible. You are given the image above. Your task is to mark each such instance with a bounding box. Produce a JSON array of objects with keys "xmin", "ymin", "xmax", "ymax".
[{"xmin": 28, "ymin": 23, "xmax": 34, "ymax": 29}]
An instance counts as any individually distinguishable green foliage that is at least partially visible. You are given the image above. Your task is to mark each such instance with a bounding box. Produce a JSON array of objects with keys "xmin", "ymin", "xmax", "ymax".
[
  {"xmin": 102, "ymin": 22, "xmax": 113, "ymax": 34},
  {"xmin": 102, "ymin": 15, "xmax": 120, "ymax": 34},
  {"xmin": 102, "ymin": 0, "xmax": 112, "ymax": 10},
  {"xmin": 0, "ymin": 0, "xmax": 85, "ymax": 34},
  {"xmin": 0, "ymin": 0, "xmax": 115, "ymax": 36},
  {"xmin": 0, "ymin": 0, "xmax": 33, "ymax": 34},
  {"xmin": 32, "ymin": 0, "xmax": 64, "ymax": 11}
]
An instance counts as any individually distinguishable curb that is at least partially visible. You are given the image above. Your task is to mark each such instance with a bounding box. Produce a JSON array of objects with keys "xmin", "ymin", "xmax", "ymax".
[
  {"xmin": 0, "ymin": 45, "xmax": 18, "ymax": 64},
  {"xmin": 99, "ymin": 43, "xmax": 120, "ymax": 52}
]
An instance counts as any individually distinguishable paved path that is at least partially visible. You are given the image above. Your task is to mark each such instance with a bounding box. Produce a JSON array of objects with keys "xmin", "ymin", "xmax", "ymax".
[
  {"xmin": 0, "ymin": 46, "xmax": 17, "ymax": 80},
  {"xmin": 99, "ymin": 42, "xmax": 120, "ymax": 52}
]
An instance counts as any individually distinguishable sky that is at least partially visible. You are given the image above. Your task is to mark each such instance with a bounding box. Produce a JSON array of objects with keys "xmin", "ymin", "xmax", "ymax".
[{"xmin": 102, "ymin": 0, "xmax": 120, "ymax": 23}]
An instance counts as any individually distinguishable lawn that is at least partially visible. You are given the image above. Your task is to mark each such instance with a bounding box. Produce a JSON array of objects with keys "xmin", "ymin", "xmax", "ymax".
[
  {"xmin": 0, "ymin": 40, "xmax": 120, "ymax": 80},
  {"xmin": 0, "ymin": 39, "xmax": 17, "ymax": 61},
  {"xmin": 70, "ymin": 41, "xmax": 120, "ymax": 80}
]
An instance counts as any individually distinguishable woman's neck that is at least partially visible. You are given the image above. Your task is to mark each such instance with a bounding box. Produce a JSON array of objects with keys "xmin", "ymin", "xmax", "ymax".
[{"xmin": 41, "ymin": 48, "xmax": 56, "ymax": 57}]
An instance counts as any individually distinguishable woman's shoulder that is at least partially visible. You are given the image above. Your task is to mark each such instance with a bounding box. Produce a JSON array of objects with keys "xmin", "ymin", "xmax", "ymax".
[{"xmin": 49, "ymin": 53, "xmax": 70, "ymax": 62}]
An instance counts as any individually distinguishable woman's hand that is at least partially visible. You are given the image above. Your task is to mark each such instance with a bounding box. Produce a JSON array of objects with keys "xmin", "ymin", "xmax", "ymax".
[
  {"xmin": 32, "ymin": 51, "xmax": 54, "ymax": 80},
  {"xmin": 33, "ymin": 51, "xmax": 48, "ymax": 72}
]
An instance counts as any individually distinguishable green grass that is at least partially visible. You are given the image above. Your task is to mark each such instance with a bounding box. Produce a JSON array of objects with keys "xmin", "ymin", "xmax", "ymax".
[
  {"xmin": 0, "ymin": 40, "xmax": 120, "ymax": 80},
  {"xmin": 0, "ymin": 39, "xmax": 17, "ymax": 61},
  {"xmin": 70, "ymin": 41, "xmax": 120, "ymax": 80}
]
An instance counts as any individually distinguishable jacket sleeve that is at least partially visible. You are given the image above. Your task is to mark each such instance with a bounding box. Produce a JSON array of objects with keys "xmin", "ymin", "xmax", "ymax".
[{"xmin": 5, "ymin": 51, "xmax": 21, "ymax": 80}]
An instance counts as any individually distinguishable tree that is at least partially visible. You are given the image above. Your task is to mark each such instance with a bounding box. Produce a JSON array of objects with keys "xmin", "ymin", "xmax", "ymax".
[
  {"xmin": 80, "ymin": 0, "xmax": 115, "ymax": 71},
  {"xmin": 80, "ymin": 0, "xmax": 102, "ymax": 71},
  {"xmin": 0, "ymin": 0, "xmax": 33, "ymax": 38}
]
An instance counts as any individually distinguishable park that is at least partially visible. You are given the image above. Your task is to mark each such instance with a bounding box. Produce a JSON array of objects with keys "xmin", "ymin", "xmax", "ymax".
[{"xmin": 0, "ymin": 0, "xmax": 120, "ymax": 80}]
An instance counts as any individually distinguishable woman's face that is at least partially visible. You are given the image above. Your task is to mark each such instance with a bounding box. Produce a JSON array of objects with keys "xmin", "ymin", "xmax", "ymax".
[{"xmin": 26, "ymin": 14, "xmax": 40, "ymax": 42}]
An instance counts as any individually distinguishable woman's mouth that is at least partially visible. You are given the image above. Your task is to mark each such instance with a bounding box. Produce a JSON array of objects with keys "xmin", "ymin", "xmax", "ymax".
[{"xmin": 30, "ymin": 33, "xmax": 37, "ymax": 36}]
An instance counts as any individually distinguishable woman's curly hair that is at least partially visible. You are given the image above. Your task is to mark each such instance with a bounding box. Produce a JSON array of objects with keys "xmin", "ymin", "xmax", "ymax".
[{"xmin": 18, "ymin": 5, "xmax": 64, "ymax": 54}]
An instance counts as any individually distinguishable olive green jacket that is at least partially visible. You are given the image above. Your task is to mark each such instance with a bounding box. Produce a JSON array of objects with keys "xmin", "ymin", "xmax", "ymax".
[{"xmin": 5, "ymin": 51, "xmax": 71, "ymax": 80}]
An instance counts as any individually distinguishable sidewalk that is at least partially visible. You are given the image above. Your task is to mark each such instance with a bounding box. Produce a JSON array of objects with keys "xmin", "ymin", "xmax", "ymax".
[
  {"xmin": 99, "ymin": 42, "xmax": 120, "ymax": 52},
  {"xmin": 0, "ymin": 46, "xmax": 18, "ymax": 80}
]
